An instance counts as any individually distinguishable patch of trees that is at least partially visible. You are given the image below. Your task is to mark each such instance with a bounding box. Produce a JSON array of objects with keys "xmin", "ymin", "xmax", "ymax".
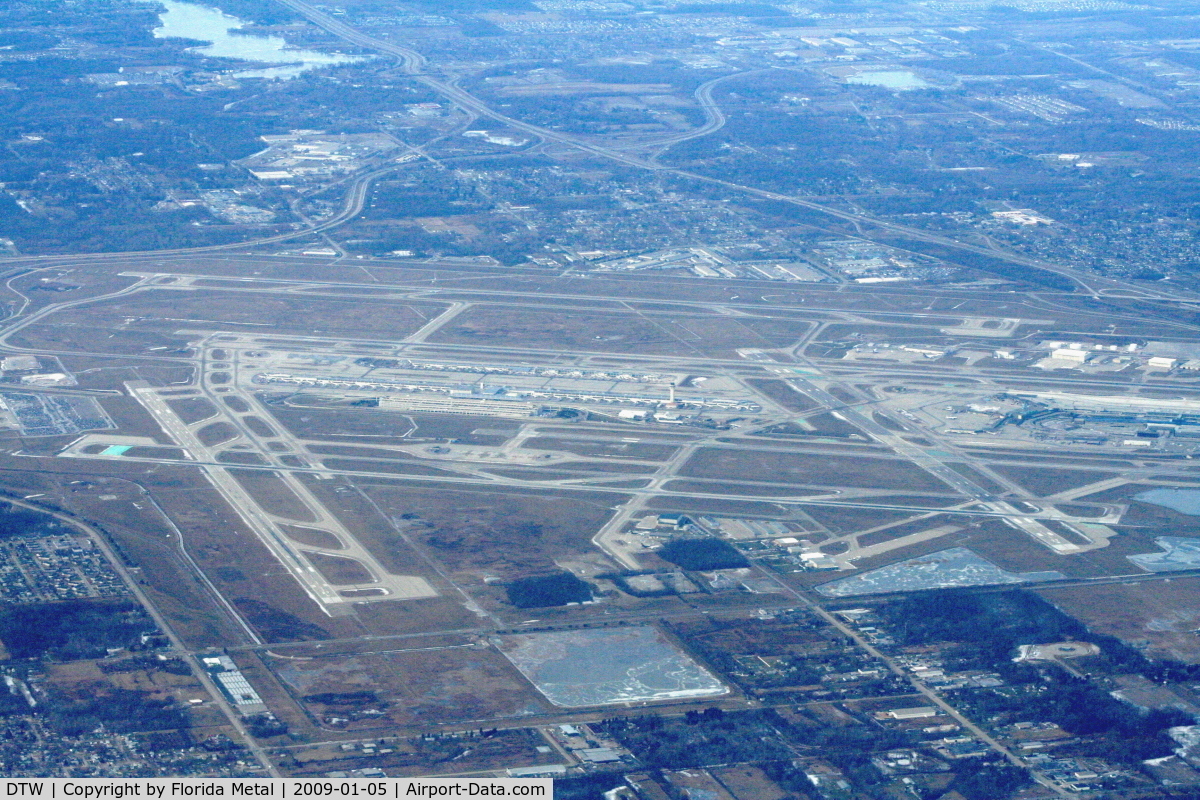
[
  {"xmin": 303, "ymin": 691, "xmax": 382, "ymax": 707},
  {"xmin": 0, "ymin": 683, "xmax": 31, "ymax": 716},
  {"xmin": 506, "ymin": 572, "xmax": 593, "ymax": 608},
  {"xmin": 232, "ymin": 598, "xmax": 331, "ymax": 643},
  {"xmin": 189, "ymin": 0, "xmax": 302, "ymax": 25},
  {"xmin": 598, "ymin": 710, "xmax": 792, "ymax": 769},
  {"xmin": 878, "ymin": 590, "xmax": 1082, "ymax": 654},
  {"xmin": 875, "ymin": 589, "xmax": 1200, "ymax": 682},
  {"xmin": 657, "ymin": 539, "xmax": 747, "ymax": 571},
  {"xmin": 0, "ymin": 503, "xmax": 58, "ymax": 539},
  {"xmin": 0, "ymin": 31, "xmax": 58, "ymax": 51},
  {"xmin": 132, "ymin": 729, "xmax": 195, "ymax": 752},
  {"xmin": 48, "ymin": 685, "xmax": 187, "ymax": 736},
  {"xmin": 0, "ymin": 599, "xmax": 153, "ymax": 661},
  {"xmin": 245, "ymin": 712, "xmax": 288, "ymax": 738},
  {"xmin": 957, "ymin": 673, "xmax": 1191, "ymax": 764},
  {"xmin": 547, "ymin": 772, "xmax": 628, "ymax": 800},
  {"xmin": 944, "ymin": 762, "xmax": 1031, "ymax": 800},
  {"xmin": 100, "ymin": 655, "xmax": 191, "ymax": 676}
]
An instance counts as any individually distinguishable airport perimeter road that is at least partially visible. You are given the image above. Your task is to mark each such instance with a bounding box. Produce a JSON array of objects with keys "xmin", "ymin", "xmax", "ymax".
[{"xmin": 754, "ymin": 568, "xmax": 1072, "ymax": 796}]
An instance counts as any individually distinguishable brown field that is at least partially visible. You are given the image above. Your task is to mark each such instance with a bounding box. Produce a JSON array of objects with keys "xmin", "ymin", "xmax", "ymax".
[
  {"xmin": 352, "ymin": 596, "xmax": 487, "ymax": 638},
  {"xmin": 267, "ymin": 645, "xmax": 548, "ymax": 729},
  {"xmin": 123, "ymin": 446, "xmax": 188, "ymax": 460},
  {"xmin": 855, "ymin": 514, "xmax": 957, "ymax": 548},
  {"xmin": 319, "ymin": 457, "xmax": 466, "ymax": 478},
  {"xmin": 535, "ymin": 425, "xmax": 696, "ymax": 442},
  {"xmin": 305, "ymin": 443, "xmax": 425, "ymax": 460},
  {"xmin": 279, "ymin": 524, "xmax": 343, "ymax": 549},
  {"xmin": 217, "ymin": 451, "xmax": 269, "ymax": 465},
  {"xmin": 228, "ymin": 469, "xmax": 317, "ymax": 522},
  {"xmin": 961, "ymin": 517, "xmax": 1170, "ymax": 579},
  {"xmin": 549, "ymin": 461, "xmax": 657, "ymax": 475},
  {"xmin": 10, "ymin": 322, "xmax": 191, "ymax": 356},
  {"xmin": 747, "ymin": 379, "xmax": 819, "ymax": 412},
  {"xmin": 871, "ymin": 411, "xmax": 905, "ymax": 432},
  {"xmin": 963, "ymin": 448, "xmax": 1136, "ymax": 469},
  {"xmin": 138, "ymin": 474, "xmax": 357, "ymax": 643},
  {"xmin": 1039, "ymin": 578, "xmax": 1200, "ymax": 663},
  {"xmin": 711, "ymin": 766, "xmax": 788, "ymax": 800},
  {"xmin": 165, "ymin": 397, "xmax": 218, "ymax": 425},
  {"xmin": 1, "ymin": 470, "xmax": 246, "ymax": 650},
  {"xmin": 306, "ymin": 552, "xmax": 374, "ymax": 585},
  {"xmin": 673, "ymin": 616, "xmax": 834, "ymax": 657},
  {"xmin": 988, "ymin": 464, "xmax": 1119, "ymax": 496},
  {"xmin": 944, "ymin": 463, "xmax": 1008, "ymax": 494},
  {"xmin": 426, "ymin": 305, "xmax": 811, "ymax": 357},
  {"xmin": 520, "ymin": 436, "xmax": 679, "ymax": 461},
  {"xmin": 242, "ymin": 415, "xmax": 277, "ymax": 437},
  {"xmin": 348, "ymin": 480, "xmax": 620, "ymax": 580},
  {"xmin": 798, "ymin": 505, "xmax": 913, "ymax": 534},
  {"xmin": 680, "ymin": 448, "xmax": 953, "ymax": 492},
  {"xmin": 663, "ymin": 479, "xmax": 822, "ymax": 498},
  {"xmin": 93, "ymin": 396, "xmax": 170, "ymax": 442},
  {"xmin": 197, "ymin": 421, "xmax": 239, "ymax": 446},
  {"xmin": 264, "ymin": 403, "xmax": 517, "ymax": 444},
  {"xmin": 8, "ymin": 270, "xmax": 143, "ymax": 316},
  {"xmin": 45, "ymin": 290, "xmax": 448, "ymax": 341}
]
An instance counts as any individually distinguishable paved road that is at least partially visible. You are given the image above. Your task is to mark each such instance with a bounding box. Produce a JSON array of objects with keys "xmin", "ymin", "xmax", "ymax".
[
  {"xmin": 268, "ymin": 0, "xmax": 1200, "ymax": 307},
  {"xmin": 0, "ymin": 495, "xmax": 280, "ymax": 776}
]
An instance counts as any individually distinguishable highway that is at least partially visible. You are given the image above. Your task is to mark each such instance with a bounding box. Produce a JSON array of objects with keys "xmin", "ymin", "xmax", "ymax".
[
  {"xmin": 261, "ymin": 0, "xmax": 1198, "ymax": 307},
  {"xmin": 0, "ymin": 494, "xmax": 280, "ymax": 776},
  {"xmin": 0, "ymin": 0, "xmax": 1188, "ymax": 315}
]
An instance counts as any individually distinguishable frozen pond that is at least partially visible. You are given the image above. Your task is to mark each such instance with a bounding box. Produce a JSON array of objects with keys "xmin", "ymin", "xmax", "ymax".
[
  {"xmin": 153, "ymin": 0, "xmax": 364, "ymax": 79},
  {"xmin": 847, "ymin": 70, "xmax": 931, "ymax": 90},
  {"xmin": 1128, "ymin": 537, "xmax": 1200, "ymax": 571},
  {"xmin": 1136, "ymin": 488, "xmax": 1200, "ymax": 516},
  {"xmin": 817, "ymin": 547, "xmax": 1065, "ymax": 597},
  {"xmin": 498, "ymin": 627, "xmax": 725, "ymax": 707}
]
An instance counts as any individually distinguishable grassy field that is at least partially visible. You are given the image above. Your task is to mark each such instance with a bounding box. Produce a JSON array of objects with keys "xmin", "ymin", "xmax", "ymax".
[
  {"xmin": 681, "ymin": 448, "xmax": 953, "ymax": 492},
  {"xmin": 350, "ymin": 479, "xmax": 620, "ymax": 580},
  {"xmin": 228, "ymin": 469, "xmax": 317, "ymax": 523}
]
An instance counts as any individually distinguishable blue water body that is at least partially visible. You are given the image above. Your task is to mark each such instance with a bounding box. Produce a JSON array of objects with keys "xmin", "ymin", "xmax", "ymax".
[
  {"xmin": 1135, "ymin": 488, "xmax": 1200, "ymax": 515},
  {"xmin": 153, "ymin": 0, "xmax": 364, "ymax": 79},
  {"xmin": 102, "ymin": 445, "xmax": 131, "ymax": 455},
  {"xmin": 847, "ymin": 70, "xmax": 930, "ymax": 90}
]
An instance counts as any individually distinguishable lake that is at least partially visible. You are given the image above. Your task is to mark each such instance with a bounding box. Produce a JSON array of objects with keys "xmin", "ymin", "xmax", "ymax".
[
  {"xmin": 847, "ymin": 70, "xmax": 931, "ymax": 90},
  {"xmin": 1136, "ymin": 488, "xmax": 1200, "ymax": 515},
  {"xmin": 153, "ymin": 0, "xmax": 364, "ymax": 79}
]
